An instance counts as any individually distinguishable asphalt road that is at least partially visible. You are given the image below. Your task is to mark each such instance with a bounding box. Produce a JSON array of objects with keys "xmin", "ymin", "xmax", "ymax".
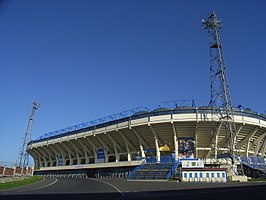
[{"xmin": 1, "ymin": 178, "xmax": 266, "ymax": 200}]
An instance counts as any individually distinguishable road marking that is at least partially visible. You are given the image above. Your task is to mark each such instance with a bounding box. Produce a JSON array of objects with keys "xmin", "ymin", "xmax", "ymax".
[
  {"xmin": 18, "ymin": 178, "xmax": 58, "ymax": 193},
  {"xmin": 90, "ymin": 178, "xmax": 124, "ymax": 196}
]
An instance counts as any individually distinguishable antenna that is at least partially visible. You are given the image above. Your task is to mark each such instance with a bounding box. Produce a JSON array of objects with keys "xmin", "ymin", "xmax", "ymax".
[
  {"xmin": 16, "ymin": 101, "xmax": 40, "ymax": 167},
  {"xmin": 202, "ymin": 11, "xmax": 237, "ymax": 162}
]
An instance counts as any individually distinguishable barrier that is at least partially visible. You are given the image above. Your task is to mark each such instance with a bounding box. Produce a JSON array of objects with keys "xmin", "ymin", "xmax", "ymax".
[{"xmin": 0, "ymin": 166, "xmax": 34, "ymax": 178}]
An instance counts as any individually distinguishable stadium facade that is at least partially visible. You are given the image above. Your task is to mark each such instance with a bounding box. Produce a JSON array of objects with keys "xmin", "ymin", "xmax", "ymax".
[{"xmin": 27, "ymin": 106, "xmax": 266, "ymax": 178}]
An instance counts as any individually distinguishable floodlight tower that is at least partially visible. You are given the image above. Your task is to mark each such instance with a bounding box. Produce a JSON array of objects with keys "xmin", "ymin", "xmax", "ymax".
[
  {"xmin": 202, "ymin": 11, "xmax": 237, "ymax": 160},
  {"xmin": 16, "ymin": 102, "xmax": 40, "ymax": 167}
]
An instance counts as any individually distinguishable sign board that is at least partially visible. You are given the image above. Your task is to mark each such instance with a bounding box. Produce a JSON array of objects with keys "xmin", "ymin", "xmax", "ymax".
[
  {"xmin": 57, "ymin": 154, "xmax": 64, "ymax": 166},
  {"xmin": 97, "ymin": 148, "xmax": 105, "ymax": 163},
  {"xmin": 181, "ymin": 159, "xmax": 204, "ymax": 168}
]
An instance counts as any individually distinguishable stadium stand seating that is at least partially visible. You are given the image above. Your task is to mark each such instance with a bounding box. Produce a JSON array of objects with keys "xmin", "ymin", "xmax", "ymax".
[
  {"xmin": 240, "ymin": 156, "xmax": 266, "ymax": 178},
  {"xmin": 128, "ymin": 156, "xmax": 179, "ymax": 181}
]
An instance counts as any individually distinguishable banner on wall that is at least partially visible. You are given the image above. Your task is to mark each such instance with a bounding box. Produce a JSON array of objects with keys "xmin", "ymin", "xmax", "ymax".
[
  {"xmin": 97, "ymin": 148, "xmax": 105, "ymax": 163},
  {"xmin": 57, "ymin": 154, "xmax": 64, "ymax": 166},
  {"xmin": 178, "ymin": 138, "xmax": 195, "ymax": 158}
]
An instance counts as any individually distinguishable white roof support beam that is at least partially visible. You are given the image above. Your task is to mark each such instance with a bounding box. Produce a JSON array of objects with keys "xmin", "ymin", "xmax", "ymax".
[
  {"xmin": 237, "ymin": 127, "xmax": 258, "ymax": 149},
  {"xmin": 28, "ymin": 149, "xmax": 39, "ymax": 167},
  {"xmin": 119, "ymin": 130, "xmax": 137, "ymax": 151},
  {"xmin": 234, "ymin": 125, "xmax": 243, "ymax": 143},
  {"xmin": 54, "ymin": 143, "xmax": 68, "ymax": 156},
  {"xmin": 78, "ymin": 139, "xmax": 93, "ymax": 155},
  {"xmin": 171, "ymin": 122, "xmax": 179, "ymax": 161},
  {"xmin": 47, "ymin": 145, "xmax": 61, "ymax": 165},
  {"xmin": 31, "ymin": 148, "xmax": 42, "ymax": 168},
  {"xmin": 149, "ymin": 124, "xmax": 161, "ymax": 162},
  {"xmin": 61, "ymin": 142, "xmax": 75, "ymax": 165},
  {"xmin": 61, "ymin": 142, "xmax": 75, "ymax": 155},
  {"xmin": 131, "ymin": 128, "xmax": 146, "ymax": 158},
  {"xmin": 131, "ymin": 128, "xmax": 149, "ymax": 150},
  {"xmin": 68, "ymin": 140, "xmax": 83, "ymax": 164},
  {"xmin": 96, "ymin": 136, "xmax": 110, "ymax": 163},
  {"xmin": 107, "ymin": 134, "xmax": 123, "ymax": 152},
  {"xmin": 86, "ymin": 137, "xmax": 98, "ymax": 163},
  {"xmin": 107, "ymin": 134, "xmax": 120, "ymax": 162},
  {"xmin": 69, "ymin": 140, "xmax": 84, "ymax": 156},
  {"xmin": 43, "ymin": 146, "xmax": 54, "ymax": 167},
  {"xmin": 206, "ymin": 123, "xmax": 222, "ymax": 159},
  {"xmin": 245, "ymin": 128, "xmax": 259, "ymax": 157},
  {"xmin": 262, "ymin": 139, "xmax": 266, "ymax": 156},
  {"xmin": 258, "ymin": 141, "xmax": 266, "ymax": 157},
  {"xmin": 195, "ymin": 122, "xmax": 199, "ymax": 158},
  {"xmin": 218, "ymin": 125, "xmax": 243, "ymax": 148},
  {"xmin": 36, "ymin": 148, "xmax": 49, "ymax": 167},
  {"xmin": 214, "ymin": 123, "xmax": 222, "ymax": 159},
  {"xmin": 253, "ymin": 132, "xmax": 266, "ymax": 156},
  {"xmin": 77, "ymin": 139, "xmax": 93, "ymax": 164},
  {"xmin": 48, "ymin": 145, "xmax": 60, "ymax": 165},
  {"xmin": 52, "ymin": 144, "xmax": 67, "ymax": 166},
  {"xmin": 32, "ymin": 148, "xmax": 46, "ymax": 167},
  {"xmin": 118, "ymin": 130, "xmax": 134, "ymax": 161}
]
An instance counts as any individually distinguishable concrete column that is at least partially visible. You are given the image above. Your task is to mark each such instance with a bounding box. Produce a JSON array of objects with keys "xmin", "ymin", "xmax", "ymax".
[
  {"xmin": 86, "ymin": 138, "xmax": 98, "ymax": 163},
  {"xmin": 155, "ymin": 137, "xmax": 160, "ymax": 162},
  {"xmin": 140, "ymin": 144, "xmax": 145, "ymax": 158},
  {"xmin": 172, "ymin": 122, "xmax": 179, "ymax": 161},
  {"xmin": 149, "ymin": 125, "xmax": 161, "ymax": 162},
  {"xmin": 2, "ymin": 166, "xmax": 6, "ymax": 176}
]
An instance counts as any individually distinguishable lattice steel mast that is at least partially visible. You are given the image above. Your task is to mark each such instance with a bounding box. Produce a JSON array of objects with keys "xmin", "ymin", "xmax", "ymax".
[
  {"xmin": 16, "ymin": 102, "xmax": 40, "ymax": 167},
  {"xmin": 202, "ymin": 11, "xmax": 236, "ymax": 159}
]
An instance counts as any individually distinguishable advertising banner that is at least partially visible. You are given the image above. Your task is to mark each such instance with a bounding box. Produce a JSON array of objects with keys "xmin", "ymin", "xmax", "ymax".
[
  {"xmin": 178, "ymin": 138, "xmax": 195, "ymax": 158},
  {"xmin": 97, "ymin": 148, "xmax": 105, "ymax": 163},
  {"xmin": 57, "ymin": 154, "xmax": 64, "ymax": 166}
]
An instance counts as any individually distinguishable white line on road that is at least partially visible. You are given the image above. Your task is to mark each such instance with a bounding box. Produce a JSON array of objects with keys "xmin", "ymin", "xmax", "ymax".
[
  {"xmin": 90, "ymin": 178, "xmax": 124, "ymax": 196},
  {"xmin": 18, "ymin": 178, "xmax": 58, "ymax": 193}
]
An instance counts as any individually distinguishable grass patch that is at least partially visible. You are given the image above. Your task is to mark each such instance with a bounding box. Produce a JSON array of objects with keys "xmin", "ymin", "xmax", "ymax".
[
  {"xmin": 248, "ymin": 178, "xmax": 266, "ymax": 182},
  {"xmin": 0, "ymin": 176, "xmax": 43, "ymax": 190}
]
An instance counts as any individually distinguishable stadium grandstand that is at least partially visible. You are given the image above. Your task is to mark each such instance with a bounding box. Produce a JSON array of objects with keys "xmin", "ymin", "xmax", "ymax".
[{"xmin": 27, "ymin": 101, "xmax": 266, "ymax": 181}]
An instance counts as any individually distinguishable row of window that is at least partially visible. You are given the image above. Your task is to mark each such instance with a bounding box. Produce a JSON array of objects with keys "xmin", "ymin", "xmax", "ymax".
[{"xmin": 183, "ymin": 172, "xmax": 226, "ymax": 178}]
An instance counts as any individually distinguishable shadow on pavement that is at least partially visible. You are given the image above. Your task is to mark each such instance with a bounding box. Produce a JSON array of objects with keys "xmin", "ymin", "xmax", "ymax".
[{"xmin": 1, "ymin": 184, "xmax": 266, "ymax": 200}]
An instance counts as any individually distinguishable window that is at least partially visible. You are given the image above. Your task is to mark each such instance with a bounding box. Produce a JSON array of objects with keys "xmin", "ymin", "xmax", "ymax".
[
  {"xmin": 222, "ymin": 172, "xmax": 226, "ymax": 178},
  {"xmin": 217, "ymin": 173, "xmax": 220, "ymax": 178},
  {"xmin": 195, "ymin": 173, "xmax": 198, "ymax": 178},
  {"xmin": 211, "ymin": 173, "xmax": 214, "ymax": 178},
  {"xmin": 189, "ymin": 173, "xmax": 192, "ymax": 178},
  {"xmin": 184, "ymin": 173, "xmax": 187, "ymax": 178},
  {"xmin": 206, "ymin": 173, "xmax": 209, "ymax": 178},
  {"xmin": 200, "ymin": 172, "xmax": 203, "ymax": 178}
]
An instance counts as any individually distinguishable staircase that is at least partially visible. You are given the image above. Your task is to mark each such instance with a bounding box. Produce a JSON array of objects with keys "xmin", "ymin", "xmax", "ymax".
[{"xmin": 128, "ymin": 161, "xmax": 178, "ymax": 181}]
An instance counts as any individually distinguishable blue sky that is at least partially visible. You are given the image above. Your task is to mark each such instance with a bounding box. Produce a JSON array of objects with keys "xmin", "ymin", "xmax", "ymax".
[{"xmin": 0, "ymin": 0, "xmax": 265, "ymax": 163}]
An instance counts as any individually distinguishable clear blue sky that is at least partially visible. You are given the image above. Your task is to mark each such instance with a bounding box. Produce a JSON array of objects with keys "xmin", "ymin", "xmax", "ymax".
[{"xmin": 0, "ymin": 0, "xmax": 265, "ymax": 163}]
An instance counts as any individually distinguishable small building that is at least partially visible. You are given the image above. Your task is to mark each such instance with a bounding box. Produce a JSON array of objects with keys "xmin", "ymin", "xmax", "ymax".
[
  {"xmin": 181, "ymin": 168, "xmax": 227, "ymax": 182},
  {"xmin": 179, "ymin": 158, "xmax": 227, "ymax": 182}
]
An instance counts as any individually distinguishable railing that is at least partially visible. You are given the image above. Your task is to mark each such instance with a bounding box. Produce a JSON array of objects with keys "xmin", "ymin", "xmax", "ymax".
[
  {"xmin": 165, "ymin": 161, "xmax": 179, "ymax": 180},
  {"xmin": 127, "ymin": 160, "xmax": 145, "ymax": 179},
  {"xmin": 29, "ymin": 103, "xmax": 266, "ymax": 145}
]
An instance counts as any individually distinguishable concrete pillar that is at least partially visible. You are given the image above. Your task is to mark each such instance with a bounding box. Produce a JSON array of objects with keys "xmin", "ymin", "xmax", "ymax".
[{"xmin": 155, "ymin": 137, "xmax": 160, "ymax": 162}]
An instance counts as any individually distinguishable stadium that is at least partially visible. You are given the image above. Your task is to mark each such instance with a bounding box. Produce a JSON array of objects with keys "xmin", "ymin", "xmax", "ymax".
[
  {"xmin": 26, "ymin": 11, "xmax": 266, "ymax": 182},
  {"xmin": 27, "ymin": 104, "xmax": 266, "ymax": 181}
]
